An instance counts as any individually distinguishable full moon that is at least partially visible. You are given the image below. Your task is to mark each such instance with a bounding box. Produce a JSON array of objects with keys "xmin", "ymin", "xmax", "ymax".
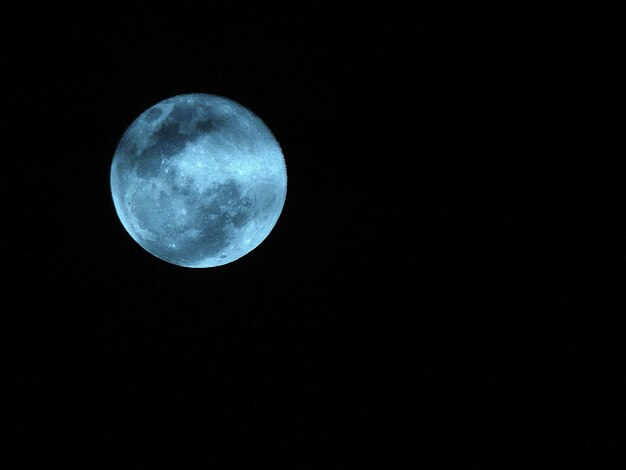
[{"xmin": 110, "ymin": 94, "xmax": 287, "ymax": 268}]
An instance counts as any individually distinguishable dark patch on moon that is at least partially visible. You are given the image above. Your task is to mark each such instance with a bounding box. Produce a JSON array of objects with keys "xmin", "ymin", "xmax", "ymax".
[
  {"xmin": 144, "ymin": 106, "xmax": 163, "ymax": 122},
  {"xmin": 134, "ymin": 146, "xmax": 163, "ymax": 177},
  {"xmin": 230, "ymin": 195, "xmax": 253, "ymax": 228},
  {"xmin": 153, "ymin": 121, "xmax": 187, "ymax": 150},
  {"xmin": 134, "ymin": 121, "xmax": 187, "ymax": 177},
  {"xmin": 116, "ymin": 131, "xmax": 138, "ymax": 157},
  {"xmin": 231, "ymin": 210, "xmax": 249, "ymax": 228},
  {"xmin": 195, "ymin": 119, "xmax": 217, "ymax": 133},
  {"xmin": 214, "ymin": 180, "xmax": 240, "ymax": 201},
  {"xmin": 195, "ymin": 116, "xmax": 228, "ymax": 134},
  {"xmin": 168, "ymin": 104, "xmax": 199, "ymax": 124}
]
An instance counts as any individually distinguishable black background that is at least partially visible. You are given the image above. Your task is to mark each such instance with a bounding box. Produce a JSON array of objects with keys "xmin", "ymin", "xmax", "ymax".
[{"xmin": 4, "ymin": 3, "xmax": 624, "ymax": 468}]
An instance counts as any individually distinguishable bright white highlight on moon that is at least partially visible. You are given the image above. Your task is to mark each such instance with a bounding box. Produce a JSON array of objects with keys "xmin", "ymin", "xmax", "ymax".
[{"xmin": 110, "ymin": 94, "xmax": 287, "ymax": 267}]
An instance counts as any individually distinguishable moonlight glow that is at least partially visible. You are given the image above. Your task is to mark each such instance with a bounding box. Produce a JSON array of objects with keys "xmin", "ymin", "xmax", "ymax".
[{"xmin": 110, "ymin": 94, "xmax": 287, "ymax": 267}]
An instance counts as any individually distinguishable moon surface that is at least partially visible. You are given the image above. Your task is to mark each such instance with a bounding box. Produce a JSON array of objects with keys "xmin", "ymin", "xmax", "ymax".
[{"xmin": 110, "ymin": 94, "xmax": 287, "ymax": 268}]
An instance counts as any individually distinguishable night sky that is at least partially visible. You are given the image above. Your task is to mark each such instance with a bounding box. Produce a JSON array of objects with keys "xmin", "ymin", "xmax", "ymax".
[{"xmin": 5, "ymin": 4, "xmax": 624, "ymax": 468}]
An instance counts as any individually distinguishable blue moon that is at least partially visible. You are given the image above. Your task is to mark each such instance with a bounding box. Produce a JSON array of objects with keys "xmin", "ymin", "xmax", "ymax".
[{"xmin": 110, "ymin": 94, "xmax": 287, "ymax": 268}]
